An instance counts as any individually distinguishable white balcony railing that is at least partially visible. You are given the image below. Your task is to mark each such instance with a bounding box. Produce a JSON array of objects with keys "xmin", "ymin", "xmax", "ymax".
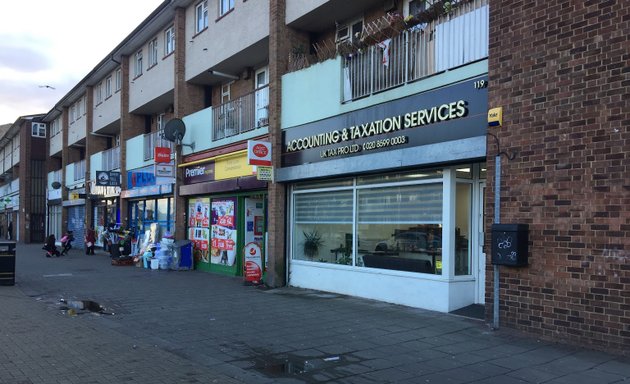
[
  {"xmin": 102, "ymin": 146, "xmax": 120, "ymax": 171},
  {"xmin": 73, "ymin": 159, "xmax": 86, "ymax": 182},
  {"xmin": 343, "ymin": 0, "xmax": 488, "ymax": 102},
  {"xmin": 143, "ymin": 131, "xmax": 174, "ymax": 161},
  {"xmin": 212, "ymin": 85, "xmax": 269, "ymax": 141}
]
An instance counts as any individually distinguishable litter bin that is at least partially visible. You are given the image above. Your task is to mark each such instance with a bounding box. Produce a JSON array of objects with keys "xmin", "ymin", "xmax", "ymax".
[
  {"xmin": 174, "ymin": 240, "xmax": 193, "ymax": 270},
  {"xmin": 0, "ymin": 241, "xmax": 16, "ymax": 286}
]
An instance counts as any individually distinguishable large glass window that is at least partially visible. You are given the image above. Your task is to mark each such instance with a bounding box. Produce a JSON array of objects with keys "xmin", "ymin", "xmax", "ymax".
[
  {"xmin": 292, "ymin": 172, "xmax": 445, "ymax": 275},
  {"xmin": 357, "ymin": 184, "xmax": 443, "ymax": 274},
  {"xmin": 293, "ymin": 190, "xmax": 353, "ymax": 264}
]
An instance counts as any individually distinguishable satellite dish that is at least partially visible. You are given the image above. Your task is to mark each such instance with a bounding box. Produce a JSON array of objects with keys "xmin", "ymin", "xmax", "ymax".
[
  {"xmin": 51, "ymin": 181, "xmax": 61, "ymax": 189},
  {"xmin": 163, "ymin": 118, "xmax": 186, "ymax": 143}
]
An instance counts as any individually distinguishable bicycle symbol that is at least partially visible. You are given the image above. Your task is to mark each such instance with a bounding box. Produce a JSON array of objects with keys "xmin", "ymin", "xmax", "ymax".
[{"xmin": 497, "ymin": 236, "xmax": 512, "ymax": 249}]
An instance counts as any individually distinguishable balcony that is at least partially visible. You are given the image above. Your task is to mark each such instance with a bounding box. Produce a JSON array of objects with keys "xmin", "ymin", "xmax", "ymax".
[
  {"xmin": 341, "ymin": 0, "xmax": 488, "ymax": 101},
  {"xmin": 212, "ymin": 85, "xmax": 269, "ymax": 141},
  {"xmin": 102, "ymin": 146, "xmax": 120, "ymax": 171},
  {"xmin": 143, "ymin": 131, "xmax": 174, "ymax": 161}
]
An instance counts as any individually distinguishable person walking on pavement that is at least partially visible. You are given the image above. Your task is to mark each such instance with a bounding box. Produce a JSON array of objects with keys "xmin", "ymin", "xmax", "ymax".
[
  {"xmin": 85, "ymin": 227, "xmax": 96, "ymax": 255},
  {"xmin": 7, "ymin": 221, "xmax": 12, "ymax": 240}
]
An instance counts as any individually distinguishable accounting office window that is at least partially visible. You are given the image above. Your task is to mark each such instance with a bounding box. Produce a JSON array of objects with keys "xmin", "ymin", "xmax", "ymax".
[{"xmin": 292, "ymin": 170, "xmax": 444, "ymax": 275}]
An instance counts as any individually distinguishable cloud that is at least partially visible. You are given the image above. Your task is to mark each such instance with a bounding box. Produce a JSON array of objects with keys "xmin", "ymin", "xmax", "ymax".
[{"xmin": 0, "ymin": 41, "xmax": 52, "ymax": 72}]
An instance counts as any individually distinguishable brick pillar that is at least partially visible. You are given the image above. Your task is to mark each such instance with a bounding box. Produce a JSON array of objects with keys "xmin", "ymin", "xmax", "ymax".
[
  {"xmin": 84, "ymin": 86, "xmax": 108, "ymax": 230},
  {"xmin": 173, "ymin": 6, "xmax": 204, "ymax": 240},
  {"xmin": 18, "ymin": 120, "xmax": 29, "ymax": 243},
  {"xmin": 120, "ymin": 55, "xmax": 145, "ymax": 228},
  {"xmin": 60, "ymin": 107, "xmax": 70, "ymax": 233},
  {"xmin": 266, "ymin": 0, "xmax": 292, "ymax": 287}
]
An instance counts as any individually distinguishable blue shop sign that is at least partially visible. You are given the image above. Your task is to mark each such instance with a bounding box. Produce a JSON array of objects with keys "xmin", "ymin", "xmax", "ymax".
[{"xmin": 127, "ymin": 171, "xmax": 156, "ymax": 188}]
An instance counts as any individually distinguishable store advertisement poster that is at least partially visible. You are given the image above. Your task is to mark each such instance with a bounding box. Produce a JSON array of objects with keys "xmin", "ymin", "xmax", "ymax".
[
  {"xmin": 243, "ymin": 198, "xmax": 264, "ymax": 282},
  {"xmin": 188, "ymin": 198, "xmax": 210, "ymax": 263},
  {"xmin": 189, "ymin": 198, "xmax": 210, "ymax": 228},
  {"xmin": 211, "ymin": 198, "xmax": 237, "ymax": 266},
  {"xmin": 244, "ymin": 242, "xmax": 262, "ymax": 282}
]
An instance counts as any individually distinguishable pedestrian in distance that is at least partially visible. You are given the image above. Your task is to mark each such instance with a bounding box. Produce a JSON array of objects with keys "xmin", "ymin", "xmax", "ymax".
[
  {"xmin": 85, "ymin": 227, "xmax": 96, "ymax": 255},
  {"xmin": 7, "ymin": 221, "xmax": 12, "ymax": 240},
  {"xmin": 60, "ymin": 230, "xmax": 74, "ymax": 256},
  {"xmin": 43, "ymin": 234, "xmax": 60, "ymax": 257}
]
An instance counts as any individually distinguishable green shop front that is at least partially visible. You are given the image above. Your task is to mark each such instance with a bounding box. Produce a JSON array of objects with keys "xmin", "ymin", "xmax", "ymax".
[{"xmin": 179, "ymin": 151, "xmax": 267, "ymax": 279}]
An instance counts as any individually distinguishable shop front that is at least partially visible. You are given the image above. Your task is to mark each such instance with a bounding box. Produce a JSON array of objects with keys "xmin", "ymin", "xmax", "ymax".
[
  {"xmin": 63, "ymin": 188, "xmax": 86, "ymax": 248},
  {"xmin": 180, "ymin": 150, "xmax": 267, "ymax": 278},
  {"xmin": 47, "ymin": 187, "xmax": 62, "ymax": 240},
  {"xmin": 0, "ymin": 195, "xmax": 18, "ymax": 241},
  {"xmin": 277, "ymin": 76, "xmax": 488, "ymax": 313},
  {"xmin": 89, "ymin": 180, "xmax": 121, "ymax": 248},
  {"xmin": 121, "ymin": 184, "xmax": 174, "ymax": 241}
]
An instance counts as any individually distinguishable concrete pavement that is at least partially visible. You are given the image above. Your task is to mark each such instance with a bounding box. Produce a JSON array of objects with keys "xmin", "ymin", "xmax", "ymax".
[{"xmin": 1, "ymin": 243, "xmax": 629, "ymax": 383}]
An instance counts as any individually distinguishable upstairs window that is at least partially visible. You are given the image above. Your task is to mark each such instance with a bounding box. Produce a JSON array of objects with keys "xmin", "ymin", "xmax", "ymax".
[
  {"xmin": 95, "ymin": 82, "xmax": 103, "ymax": 104},
  {"xmin": 105, "ymin": 76, "xmax": 112, "ymax": 98},
  {"xmin": 31, "ymin": 122, "xmax": 46, "ymax": 138},
  {"xmin": 219, "ymin": 0, "xmax": 234, "ymax": 17},
  {"xmin": 134, "ymin": 50, "xmax": 143, "ymax": 77},
  {"xmin": 336, "ymin": 18, "xmax": 364, "ymax": 46},
  {"xmin": 165, "ymin": 26, "xmax": 175, "ymax": 55},
  {"xmin": 115, "ymin": 68, "xmax": 122, "ymax": 91},
  {"xmin": 148, "ymin": 38, "xmax": 158, "ymax": 67},
  {"xmin": 196, "ymin": 1, "xmax": 208, "ymax": 33}
]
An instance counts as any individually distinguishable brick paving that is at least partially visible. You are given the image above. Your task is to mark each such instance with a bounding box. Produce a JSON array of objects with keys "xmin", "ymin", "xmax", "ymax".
[{"xmin": 0, "ymin": 243, "xmax": 629, "ymax": 383}]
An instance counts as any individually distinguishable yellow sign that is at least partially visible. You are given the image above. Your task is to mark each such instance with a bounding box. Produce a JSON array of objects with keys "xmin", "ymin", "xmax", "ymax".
[
  {"xmin": 256, "ymin": 166, "xmax": 273, "ymax": 181},
  {"xmin": 488, "ymin": 107, "xmax": 503, "ymax": 127},
  {"xmin": 215, "ymin": 153, "xmax": 255, "ymax": 180},
  {"xmin": 69, "ymin": 192, "xmax": 80, "ymax": 200}
]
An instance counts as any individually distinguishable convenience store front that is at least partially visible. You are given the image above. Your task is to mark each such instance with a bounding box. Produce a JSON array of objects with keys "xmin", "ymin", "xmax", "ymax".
[
  {"xmin": 180, "ymin": 150, "xmax": 267, "ymax": 278},
  {"xmin": 277, "ymin": 76, "xmax": 488, "ymax": 313}
]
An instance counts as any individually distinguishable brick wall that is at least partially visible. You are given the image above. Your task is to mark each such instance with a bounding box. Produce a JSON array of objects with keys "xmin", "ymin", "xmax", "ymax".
[{"xmin": 487, "ymin": 0, "xmax": 630, "ymax": 354}]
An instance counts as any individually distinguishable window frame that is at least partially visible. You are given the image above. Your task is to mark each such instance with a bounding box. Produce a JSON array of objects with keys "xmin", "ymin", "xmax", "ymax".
[
  {"xmin": 195, "ymin": 0, "xmax": 208, "ymax": 33},
  {"xmin": 134, "ymin": 50, "xmax": 143, "ymax": 78},
  {"xmin": 105, "ymin": 76, "xmax": 113, "ymax": 98},
  {"xmin": 148, "ymin": 38, "xmax": 158, "ymax": 68},
  {"xmin": 115, "ymin": 68, "xmax": 122, "ymax": 91},
  {"xmin": 31, "ymin": 122, "xmax": 46, "ymax": 138},
  {"xmin": 95, "ymin": 82, "xmax": 103, "ymax": 105},
  {"xmin": 164, "ymin": 26, "xmax": 175, "ymax": 56},
  {"xmin": 219, "ymin": 0, "xmax": 234, "ymax": 17}
]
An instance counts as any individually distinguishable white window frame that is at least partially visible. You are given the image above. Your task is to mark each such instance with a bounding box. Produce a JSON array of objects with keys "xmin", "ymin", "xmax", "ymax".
[
  {"xmin": 95, "ymin": 82, "xmax": 103, "ymax": 104},
  {"xmin": 157, "ymin": 113, "xmax": 165, "ymax": 131},
  {"xmin": 148, "ymin": 38, "xmax": 158, "ymax": 67},
  {"xmin": 51, "ymin": 119, "xmax": 61, "ymax": 136},
  {"xmin": 135, "ymin": 50, "xmax": 143, "ymax": 77},
  {"xmin": 31, "ymin": 122, "xmax": 46, "ymax": 138},
  {"xmin": 221, "ymin": 82, "xmax": 231, "ymax": 103},
  {"xmin": 219, "ymin": 0, "xmax": 234, "ymax": 17},
  {"xmin": 115, "ymin": 68, "xmax": 122, "ymax": 91},
  {"xmin": 105, "ymin": 76, "xmax": 112, "ymax": 98},
  {"xmin": 196, "ymin": 1, "xmax": 208, "ymax": 33},
  {"xmin": 165, "ymin": 26, "xmax": 175, "ymax": 55},
  {"xmin": 336, "ymin": 17, "xmax": 364, "ymax": 44}
]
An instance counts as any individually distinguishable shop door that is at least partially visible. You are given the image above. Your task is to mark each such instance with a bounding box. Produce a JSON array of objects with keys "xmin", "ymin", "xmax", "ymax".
[
  {"xmin": 67, "ymin": 205, "xmax": 86, "ymax": 248},
  {"xmin": 475, "ymin": 182, "xmax": 486, "ymax": 304}
]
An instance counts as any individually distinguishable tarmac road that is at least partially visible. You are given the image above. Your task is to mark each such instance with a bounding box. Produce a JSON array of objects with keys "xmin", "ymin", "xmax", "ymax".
[{"xmin": 1, "ymin": 243, "xmax": 629, "ymax": 383}]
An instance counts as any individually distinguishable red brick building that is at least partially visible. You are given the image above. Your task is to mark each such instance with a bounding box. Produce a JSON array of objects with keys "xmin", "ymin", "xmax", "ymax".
[{"xmin": 487, "ymin": 1, "xmax": 629, "ymax": 353}]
